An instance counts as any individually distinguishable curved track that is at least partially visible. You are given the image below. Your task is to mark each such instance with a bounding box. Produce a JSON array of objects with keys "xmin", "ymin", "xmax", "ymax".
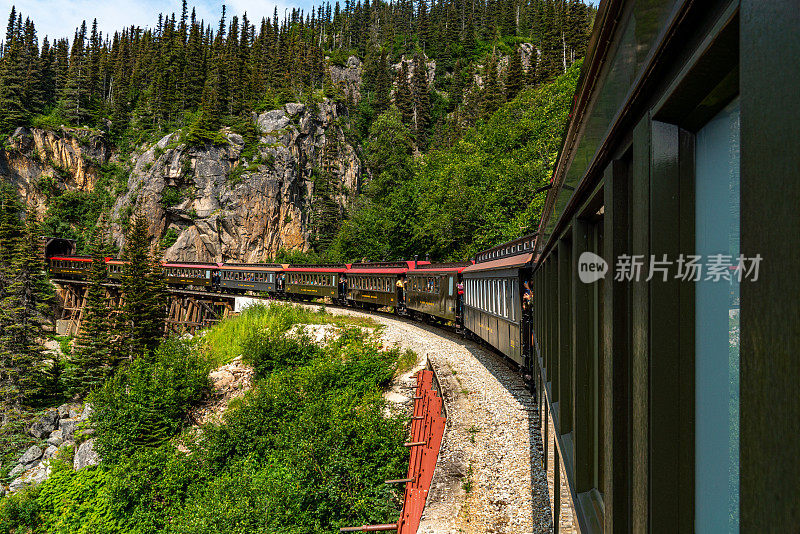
[{"xmin": 295, "ymin": 302, "xmax": 553, "ymax": 534}]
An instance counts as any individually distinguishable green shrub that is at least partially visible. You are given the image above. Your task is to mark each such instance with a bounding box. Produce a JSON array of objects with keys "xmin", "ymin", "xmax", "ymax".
[
  {"xmin": 34, "ymin": 465, "xmax": 122, "ymax": 534},
  {"xmin": 160, "ymin": 228, "xmax": 180, "ymax": 249},
  {"xmin": 2, "ymin": 306, "xmax": 407, "ymax": 533},
  {"xmin": 31, "ymin": 109, "xmax": 68, "ymax": 130},
  {"xmin": 89, "ymin": 339, "xmax": 211, "ymax": 463},
  {"xmin": 0, "ymin": 486, "xmax": 42, "ymax": 532},
  {"xmin": 161, "ymin": 185, "xmax": 187, "ymax": 207}
]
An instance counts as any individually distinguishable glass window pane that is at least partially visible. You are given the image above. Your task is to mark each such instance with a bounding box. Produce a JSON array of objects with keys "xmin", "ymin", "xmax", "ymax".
[{"xmin": 695, "ymin": 97, "xmax": 740, "ymax": 533}]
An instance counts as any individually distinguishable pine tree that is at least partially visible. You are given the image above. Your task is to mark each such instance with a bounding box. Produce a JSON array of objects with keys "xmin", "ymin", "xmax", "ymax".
[
  {"xmin": 411, "ymin": 52, "xmax": 430, "ymax": 144},
  {"xmin": 65, "ymin": 219, "xmax": 115, "ymax": 397},
  {"xmin": 373, "ymin": 48, "xmax": 391, "ymax": 114},
  {"xmin": 462, "ymin": 13, "xmax": 477, "ymax": 57},
  {"xmin": 506, "ymin": 45, "xmax": 524, "ymax": 100},
  {"xmin": 0, "ymin": 10, "xmax": 29, "ymax": 133},
  {"xmin": 185, "ymin": 78, "xmax": 221, "ymax": 145},
  {"xmin": 395, "ymin": 60, "xmax": 414, "ymax": 126},
  {"xmin": 119, "ymin": 213, "xmax": 165, "ymax": 359},
  {"xmin": 0, "ymin": 214, "xmax": 53, "ymax": 407},
  {"xmin": 0, "ymin": 184, "xmax": 23, "ymax": 273},
  {"xmin": 482, "ymin": 54, "xmax": 504, "ymax": 115},
  {"xmin": 61, "ymin": 22, "xmax": 90, "ymax": 125}
]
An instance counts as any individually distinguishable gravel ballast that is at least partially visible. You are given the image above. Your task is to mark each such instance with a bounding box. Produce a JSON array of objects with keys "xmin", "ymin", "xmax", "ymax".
[{"xmin": 293, "ymin": 303, "xmax": 554, "ymax": 534}]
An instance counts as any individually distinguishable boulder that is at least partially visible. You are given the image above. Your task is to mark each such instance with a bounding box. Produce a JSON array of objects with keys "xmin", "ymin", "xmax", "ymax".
[
  {"xmin": 60, "ymin": 418, "xmax": 78, "ymax": 441},
  {"xmin": 284, "ymin": 102, "xmax": 305, "ymax": 116},
  {"xmin": 8, "ymin": 464, "xmax": 26, "ymax": 479},
  {"xmin": 257, "ymin": 109, "xmax": 289, "ymax": 133},
  {"xmin": 47, "ymin": 429, "xmax": 64, "ymax": 447},
  {"xmin": 226, "ymin": 133, "xmax": 244, "ymax": 146},
  {"xmin": 69, "ymin": 408, "xmax": 80, "ymax": 419},
  {"xmin": 9, "ymin": 461, "xmax": 51, "ymax": 492},
  {"xmin": 57, "ymin": 404, "xmax": 72, "ymax": 419},
  {"xmin": 74, "ymin": 439, "xmax": 101, "ymax": 470},
  {"xmin": 18, "ymin": 445, "xmax": 43, "ymax": 464},
  {"xmin": 43, "ymin": 445, "xmax": 59, "ymax": 459},
  {"xmin": 79, "ymin": 403, "xmax": 94, "ymax": 422},
  {"xmin": 29, "ymin": 409, "xmax": 59, "ymax": 438}
]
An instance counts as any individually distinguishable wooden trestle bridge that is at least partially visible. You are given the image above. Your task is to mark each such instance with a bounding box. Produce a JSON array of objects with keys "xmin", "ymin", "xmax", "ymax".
[{"xmin": 52, "ymin": 279, "xmax": 237, "ymax": 337}]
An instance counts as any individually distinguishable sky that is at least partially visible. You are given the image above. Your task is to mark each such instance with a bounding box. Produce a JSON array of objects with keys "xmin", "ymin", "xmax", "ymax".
[{"xmin": 2, "ymin": 0, "xmax": 317, "ymax": 41}]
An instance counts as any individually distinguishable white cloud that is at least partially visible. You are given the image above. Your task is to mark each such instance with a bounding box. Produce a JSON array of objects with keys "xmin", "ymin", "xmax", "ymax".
[{"xmin": 3, "ymin": 0, "xmax": 314, "ymax": 42}]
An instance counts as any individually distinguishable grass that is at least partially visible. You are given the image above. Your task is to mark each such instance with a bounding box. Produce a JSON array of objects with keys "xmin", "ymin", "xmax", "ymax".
[
  {"xmin": 202, "ymin": 302, "xmax": 379, "ymax": 366},
  {"xmin": 396, "ymin": 348, "xmax": 418, "ymax": 376},
  {"xmin": 468, "ymin": 425, "xmax": 480, "ymax": 444},
  {"xmin": 461, "ymin": 462, "xmax": 474, "ymax": 493}
]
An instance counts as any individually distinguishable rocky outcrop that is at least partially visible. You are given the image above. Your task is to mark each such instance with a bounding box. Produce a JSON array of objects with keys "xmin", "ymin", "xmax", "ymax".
[
  {"xmin": 74, "ymin": 439, "xmax": 100, "ymax": 470},
  {"xmin": 0, "ymin": 126, "xmax": 110, "ymax": 218},
  {"xmin": 329, "ymin": 55, "xmax": 363, "ymax": 102},
  {"xmin": 108, "ymin": 99, "xmax": 362, "ymax": 262},
  {"xmin": 4, "ymin": 402, "xmax": 91, "ymax": 494},
  {"xmin": 0, "ymin": 100, "xmax": 362, "ymax": 263}
]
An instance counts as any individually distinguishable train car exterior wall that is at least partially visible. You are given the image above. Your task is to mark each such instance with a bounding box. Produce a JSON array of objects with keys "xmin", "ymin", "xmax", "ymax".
[
  {"xmin": 406, "ymin": 271, "xmax": 459, "ymax": 322},
  {"xmin": 529, "ymin": 0, "xmax": 800, "ymax": 532},
  {"xmin": 347, "ymin": 274, "xmax": 398, "ymax": 307},
  {"xmin": 463, "ymin": 271, "xmax": 525, "ymax": 366}
]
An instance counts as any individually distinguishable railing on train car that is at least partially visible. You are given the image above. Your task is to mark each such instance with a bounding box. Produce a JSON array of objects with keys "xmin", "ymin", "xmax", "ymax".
[{"xmin": 474, "ymin": 233, "xmax": 538, "ymax": 264}]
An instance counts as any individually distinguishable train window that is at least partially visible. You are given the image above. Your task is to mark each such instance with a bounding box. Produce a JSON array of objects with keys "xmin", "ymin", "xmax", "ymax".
[{"xmin": 449, "ymin": 276, "xmax": 454, "ymax": 296}]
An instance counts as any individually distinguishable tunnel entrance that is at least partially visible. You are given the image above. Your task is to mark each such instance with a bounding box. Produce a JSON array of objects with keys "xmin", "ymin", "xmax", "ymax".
[{"xmin": 42, "ymin": 237, "xmax": 77, "ymax": 259}]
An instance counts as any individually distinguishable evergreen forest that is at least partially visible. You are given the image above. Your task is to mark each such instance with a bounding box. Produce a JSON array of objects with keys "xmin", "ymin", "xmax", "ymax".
[{"xmin": 0, "ymin": 0, "xmax": 593, "ymax": 529}]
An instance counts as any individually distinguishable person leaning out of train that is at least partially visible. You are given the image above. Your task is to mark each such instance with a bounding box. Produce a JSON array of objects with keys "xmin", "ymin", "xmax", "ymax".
[
  {"xmin": 396, "ymin": 276, "xmax": 406, "ymax": 305},
  {"xmin": 522, "ymin": 281, "xmax": 533, "ymax": 312}
]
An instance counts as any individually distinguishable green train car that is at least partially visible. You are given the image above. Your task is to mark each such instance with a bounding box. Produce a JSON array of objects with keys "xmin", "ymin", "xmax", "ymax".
[
  {"xmin": 406, "ymin": 262, "xmax": 472, "ymax": 323},
  {"xmin": 284, "ymin": 264, "xmax": 347, "ymax": 300}
]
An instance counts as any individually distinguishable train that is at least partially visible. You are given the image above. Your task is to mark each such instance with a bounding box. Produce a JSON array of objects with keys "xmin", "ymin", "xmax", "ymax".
[{"xmin": 47, "ymin": 233, "xmax": 538, "ymax": 372}]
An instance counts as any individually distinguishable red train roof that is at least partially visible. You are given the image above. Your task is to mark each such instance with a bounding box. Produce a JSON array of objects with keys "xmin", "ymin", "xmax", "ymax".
[
  {"xmin": 347, "ymin": 260, "xmax": 430, "ymax": 274},
  {"xmin": 408, "ymin": 261, "xmax": 474, "ymax": 274},
  {"xmin": 162, "ymin": 262, "xmax": 220, "ymax": 269},
  {"xmin": 220, "ymin": 263, "xmax": 287, "ymax": 271},
  {"xmin": 50, "ymin": 256, "xmax": 92, "ymax": 262},
  {"xmin": 285, "ymin": 265, "xmax": 349, "ymax": 273},
  {"xmin": 347, "ymin": 267, "xmax": 410, "ymax": 274}
]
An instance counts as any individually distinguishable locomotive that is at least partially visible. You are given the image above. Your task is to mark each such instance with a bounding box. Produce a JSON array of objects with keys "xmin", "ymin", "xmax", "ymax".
[{"xmin": 47, "ymin": 233, "xmax": 538, "ymax": 373}]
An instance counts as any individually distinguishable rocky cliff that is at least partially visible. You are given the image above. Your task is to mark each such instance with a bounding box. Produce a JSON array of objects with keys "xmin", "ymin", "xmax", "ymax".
[
  {"xmin": 0, "ymin": 126, "xmax": 110, "ymax": 215},
  {"xmin": 0, "ymin": 99, "xmax": 363, "ymax": 262}
]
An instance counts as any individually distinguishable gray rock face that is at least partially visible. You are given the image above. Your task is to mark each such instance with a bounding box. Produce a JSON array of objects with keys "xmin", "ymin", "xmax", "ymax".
[
  {"xmin": 43, "ymin": 445, "xmax": 58, "ymax": 459},
  {"xmin": 47, "ymin": 429, "xmax": 64, "ymax": 446},
  {"xmin": 2, "ymin": 100, "xmax": 363, "ymax": 265},
  {"xmin": 108, "ymin": 99, "xmax": 362, "ymax": 263},
  {"xmin": 29, "ymin": 409, "xmax": 59, "ymax": 438},
  {"xmin": 74, "ymin": 439, "xmax": 101, "ymax": 470},
  {"xmin": 9, "ymin": 461, "xmax": 51, "ymax": 492},
  {"xmin": 257, "ymin": 110, "xmax": 290, "ymax": 133},
  {"xmin": 60, "ymin": 418, "xmax": 78, "ymax": 441},
  {"xmin": 79, "ymin": 403, "xmax": 93, "ymax": 422},
  {"xmin": 18, "ymin": 445, "xmax": 43, "ymax": 464},
  {"xmin": 329, "ymin": 56, "xmax": 363, "ymax": 102},
  {"xmin": 0, "ymin": 127, "xmax": 110, "ymax": 219},
  {"xmin": 57, "ymin": 404, "xmax": 72, "ymax": 419},
  {"xmin": 8, "ymin": 464, "xmax": 26, "ymax": 479},
  {"xmin": 284, "ymin": 102, "xmax": 305, "ymax": 116}
]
